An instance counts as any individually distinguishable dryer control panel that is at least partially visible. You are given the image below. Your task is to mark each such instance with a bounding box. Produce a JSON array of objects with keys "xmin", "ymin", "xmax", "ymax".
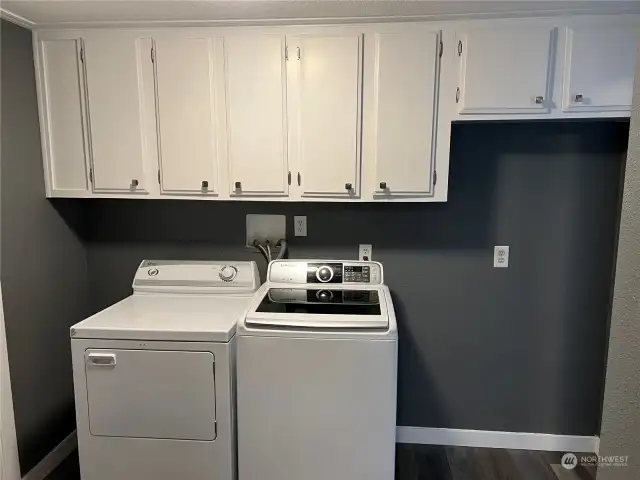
[
  {"xmin": 267, "ymin": 260, "xmax": 383, "ymax": 285},
  {"xmin": 133, "ymin": 260, "xmax": 261, "ymax": 294}
]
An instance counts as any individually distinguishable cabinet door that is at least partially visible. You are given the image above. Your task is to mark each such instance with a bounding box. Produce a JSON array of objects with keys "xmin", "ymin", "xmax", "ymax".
[
  {"xmin": 225, "ymin": 35, "xmax": 289, "ymax": 196},
  {"xmin": 38, "ymin": 38, "xmax": 89, "ymax": 195},
  {"xmin": 563, "ymin": 22, "xmax": 638, "ymax": 113},
  {"xmin": 370, "ymin": 30, "xmax": 440, "ymax": 197},
  {"xmin": 154, "ymin": 36, "xmax": 218, "ymax": 195},
  {"xmin": 293, "ymin": 33, "xmax": 362, "ymax": 197},
  {"xmin": 457, "ymin": 25, "xmax": 556, "ymax": 114},
  {"xmin": 83, "ymin": 35, "xmax": 149, "ymax": 193}
]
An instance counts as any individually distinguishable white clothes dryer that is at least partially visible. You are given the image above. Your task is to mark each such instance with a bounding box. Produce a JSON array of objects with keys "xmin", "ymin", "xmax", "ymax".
[{"xmin": 70, "ymin": 260, "xmax": 260, "ymax": 480}]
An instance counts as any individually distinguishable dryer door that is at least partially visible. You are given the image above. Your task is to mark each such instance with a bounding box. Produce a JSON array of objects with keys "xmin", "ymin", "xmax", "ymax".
[{"xmin": 84, "ymin": 349, "xmax": 216, "ymax": 440}]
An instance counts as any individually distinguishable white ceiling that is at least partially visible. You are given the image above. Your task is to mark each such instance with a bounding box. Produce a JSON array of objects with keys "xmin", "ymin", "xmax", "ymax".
[{"xmin": 2, "ymin": 0, "xmax": 640, "ymax": 28}]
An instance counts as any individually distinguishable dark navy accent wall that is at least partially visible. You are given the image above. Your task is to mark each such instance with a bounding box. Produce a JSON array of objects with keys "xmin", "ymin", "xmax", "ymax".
[
  {"xmin": 1, "ymin": 19, "xmax": 90, "ymax": 473},
  {"xmin": 77, "ymin": 120, "xmax": 627, "ymax": 436}
]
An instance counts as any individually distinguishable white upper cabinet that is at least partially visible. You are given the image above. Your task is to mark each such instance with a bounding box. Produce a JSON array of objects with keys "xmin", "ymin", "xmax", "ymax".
[
  {"xmin": 83, "ymin": 34, "xmax": 149, "ymax": 193},
  {"xmin": 456, "ymin": 24, "xmax": 556, "ymax": 114},
  {"xmin": 37, "ymin": 38, "xmax": 89, "ymax": 195},
  {"xmin": 153, "ymin": 35, "xmax": 219, "ymax": 195},
  {"xmin": 224, "ymin": 34, "xmax": 289, "ymax": 196},
  {"xmin": 35, "ymin": 15, "xmax": 633, "ymax": 203},
  {"xmin": 562, "ymin": 19, "xmax": 639, "ymax": 113},
  {"xmin": 368, "ymin": 28, "xmax": 441, "ymax": 198},
  {"xmin": 291, "ymin": 32, "xmax": 363, "ymax": 198}
]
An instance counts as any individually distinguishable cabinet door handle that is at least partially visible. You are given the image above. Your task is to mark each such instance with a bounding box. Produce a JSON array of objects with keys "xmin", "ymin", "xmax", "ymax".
[
  {"xmin": 297, "ymin": 172, "xmax": 301, "ymax": 186},
  {"xmin": 235, "ymin": 181, "xmax": 241, "ymax": 191},
  {"xmin": 202, "ymin": 180, "xmax": 208, "ymax": 189},
  {"xmin": 288, "ymin": 171, "xmax": 292, "ymax": 185},
  {"xmin": 345, "ymin": 183, "xmax": 352, "ymax": 191},
  {"xmin": 379, "ymin": 182, "xmax": 387, "ymax": 190},
  {"xmin": 535, "ymin": 96, "xmax": 544, "ymax": 104},
  {"xmin": 574, "ymin": 94, "xmax": 584, "ymax": 103},
  {"xmin": 131, "ymin": 179, "xmax": 139, "ymax": 187}
]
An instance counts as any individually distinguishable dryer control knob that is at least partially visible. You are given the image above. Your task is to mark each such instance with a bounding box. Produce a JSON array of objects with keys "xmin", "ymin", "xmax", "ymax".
[{"xmin": 219, "ymin": 265, "xmax": 238, "ymax": 282}]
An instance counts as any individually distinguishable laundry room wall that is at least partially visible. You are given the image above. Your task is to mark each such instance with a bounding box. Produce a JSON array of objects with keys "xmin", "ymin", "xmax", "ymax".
[
  {"xmin": 598, "ymin": 46, "xmax": 640, "ymax": 479},
  {"xmin": 1, "ymin": 19, "xmax": 91, "ymax": 474},
  {"xmin": 79, "ymin": 119, "xmax": 628, "ymax": 437}
]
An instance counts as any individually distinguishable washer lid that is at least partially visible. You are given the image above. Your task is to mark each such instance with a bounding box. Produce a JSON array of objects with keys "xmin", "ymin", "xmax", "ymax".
[
  {"xmin": 71, "ymin": 295, "xmax": 253, "ymax": 342},
  {"xmin": 245, "ymin": 287, "xmax": 389, "ymax": 330}
]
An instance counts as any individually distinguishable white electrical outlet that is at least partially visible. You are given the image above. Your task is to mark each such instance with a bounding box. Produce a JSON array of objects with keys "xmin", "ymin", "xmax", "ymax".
[
  {"xmin": 294, "ymin": 216, "xmax": 307, "ymax": 237},
  {"xmin": 494, "ymin": 246, "xmax": 509, "ymax": 268},
  {"xmin": 359, "ymin": 244, "xmax": 372, "ymax": 261}
]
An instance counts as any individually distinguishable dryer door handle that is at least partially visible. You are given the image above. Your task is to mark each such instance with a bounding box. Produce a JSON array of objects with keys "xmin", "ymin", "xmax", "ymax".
[{"xmin": 86, "ymin": 352, "xmax": 117, "ymax": 367}]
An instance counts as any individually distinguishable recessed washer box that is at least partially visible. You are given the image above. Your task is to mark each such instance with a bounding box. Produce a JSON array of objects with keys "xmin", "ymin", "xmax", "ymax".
[{"xmin": 246, "ymin": 214, "xmax": 286, "ymax": 247}]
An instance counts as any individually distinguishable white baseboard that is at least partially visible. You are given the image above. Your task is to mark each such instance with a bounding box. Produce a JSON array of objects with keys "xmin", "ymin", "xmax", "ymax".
[
  {"xmin": 22, "ymin": 430, "xmax": 77, "ymax": 480},
  {"xmin": 396, "ymin": 426, "xmax": 600, "ymax": 453}
]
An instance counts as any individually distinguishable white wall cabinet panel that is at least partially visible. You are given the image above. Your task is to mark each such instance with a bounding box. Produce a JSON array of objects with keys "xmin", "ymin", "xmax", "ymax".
[
  {"xmin": 457, "ymin": 25, "xmax": 556, "ymax": 115},
  {"xmin": 83, "ymin": 35, "xmax": 149, "ymax": 193},
  {"xmin": 292, "ymin": 33, "xmax": 363, "ymax": 197},
  {"xmin": 154, "ymin": 36, "xmax": 218, "ymax": 195},
  {"xmin": 38, "ymin": 38, "xmax": 89, "ymax": 194},
  {"xmin": 562, "ymin": 22, "xmax": 638, "ymax": 113},
  {"xmin": 370, "ymin": 29, "xmax": 441, "ymax": 198},
  {"xmin": 225, "ymin": 35, "xmax": 289, "ymax": 196}
]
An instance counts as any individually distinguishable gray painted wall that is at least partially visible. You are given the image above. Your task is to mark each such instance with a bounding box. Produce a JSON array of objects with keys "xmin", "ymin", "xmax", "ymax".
[
  {"xmin": 1, "ymin": 20, "xmax": 90, "ymax": 474},
  {"xmin": 597, "ymin": 49, "xmax": 640, "ymax": 478},
  {"xmin": 81, "ymin": 120, "xmax": 628, "ymax": 436}
]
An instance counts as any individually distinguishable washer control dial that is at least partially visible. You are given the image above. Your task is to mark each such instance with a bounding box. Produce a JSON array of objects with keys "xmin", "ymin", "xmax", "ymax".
[
  {"xmin": 316, "ymin": 265, "xmax": 334, "ymax": 283},
  {"xmin": 219, "ymin": 265, "xmax": 238, "ymax": 282}
]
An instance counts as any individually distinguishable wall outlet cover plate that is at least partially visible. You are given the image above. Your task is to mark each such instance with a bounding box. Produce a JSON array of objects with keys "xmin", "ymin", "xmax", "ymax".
[
  {"xmin": 494, "ymin": 245, "xmax": 509, "ymax": 268},
  {"xmin": 294, "ymin": 216, "xmax": 307, "ymax": 237},
  {"xmin": 359, "ymin": 244, "xmax": 372, "ymax": 261}
]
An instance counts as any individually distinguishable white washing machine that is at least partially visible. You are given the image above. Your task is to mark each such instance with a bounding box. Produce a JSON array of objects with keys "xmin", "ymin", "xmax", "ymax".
[
  {"xmin": 70, "ymin": 260, "xmax": 260, "ymax": 480},
  {"xmin": 237, "ymin": 260, "xmax": 398, "ymax": 480}
]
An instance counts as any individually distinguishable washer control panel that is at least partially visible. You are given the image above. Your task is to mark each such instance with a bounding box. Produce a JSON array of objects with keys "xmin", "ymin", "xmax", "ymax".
[
  {"xmin": 308, "ymin": 263, "xmax": 343, "ymax": 284},
  {"xmin": 268, "ymin": 260, "xmax": 383, "ymax": 285},
  {"xmin": 343, "ymin": 264, "xmax": 370, "ymax": 283}
]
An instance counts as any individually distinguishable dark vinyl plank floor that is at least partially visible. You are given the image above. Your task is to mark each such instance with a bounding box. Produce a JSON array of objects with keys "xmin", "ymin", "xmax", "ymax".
[
  {"xmin": 46, "ymin": 444, "xmax": 597, "ymax": 480},
  {"xmin": 395, "ymin": 445, "xmax": 597, "ymax": 480}
]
